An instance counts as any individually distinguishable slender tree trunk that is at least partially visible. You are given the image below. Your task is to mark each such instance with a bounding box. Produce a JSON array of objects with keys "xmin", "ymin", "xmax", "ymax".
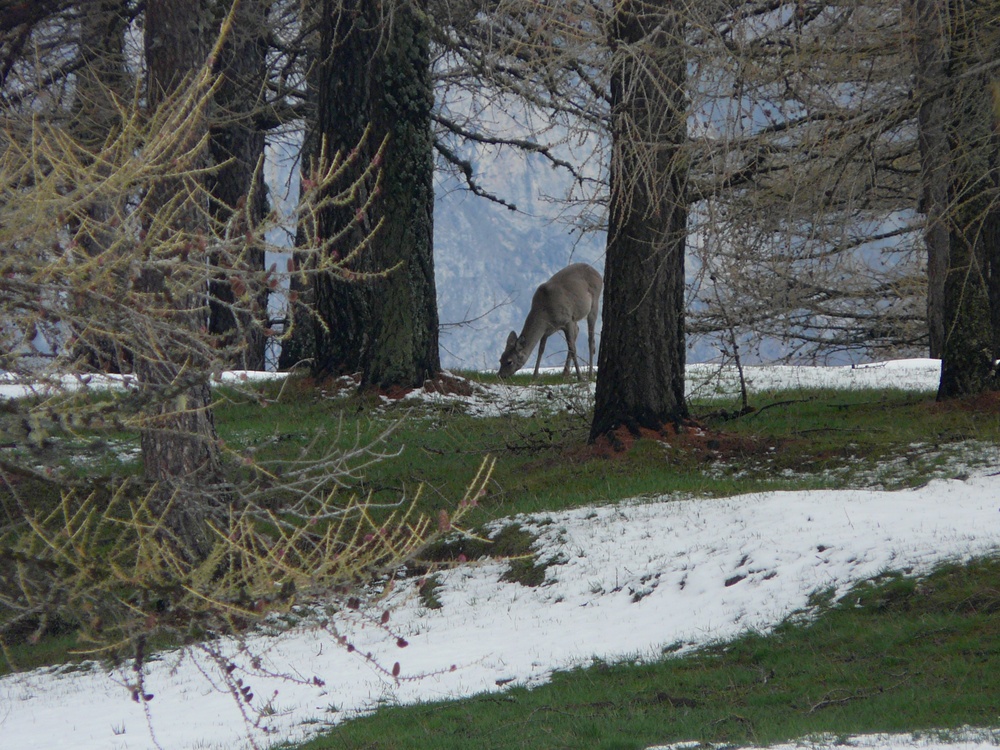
[
  {"xmin": 140, "ymin": 0, "xmax": 227, "ymax": 559},
  {"xmin": 299, "ymin": 0, "xmax": 439, "ymax": 388},
  {"xmin": 207, "ymin": 0, "xmax": 269, "ymax": 370},
  {"xmin": 590, "ymin": 0, "xmax": 688, "ymax": 441}
]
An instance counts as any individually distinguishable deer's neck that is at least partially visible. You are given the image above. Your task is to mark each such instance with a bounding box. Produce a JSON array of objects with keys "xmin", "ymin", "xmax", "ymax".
[{"xmin": 519, "ymin": 307, "xmax": 551, "ymax": 347}]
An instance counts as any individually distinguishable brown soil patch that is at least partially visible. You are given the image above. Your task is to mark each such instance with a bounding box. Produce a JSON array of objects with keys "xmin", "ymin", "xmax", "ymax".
[
  {"xmin": 380, "ymin": 372, "xmax": 476, "ymax": 401},
  {"xmin": 422, "ymin": 372, "xmax": 475, "ymax": 397},
  {"xmin": 927, "ymin": 389, "xmax": 1000, "ymax": 415},
  {"xmin": 584, "ymin": 419, "xmax": 775, "ymax": 463},
  {"xmin": 303, "ymin": 371, "xmax": 476, "ymax": 401},
  {"xmin": 381, "ymin": 384, "xmax": 412, "ymax": 401}
]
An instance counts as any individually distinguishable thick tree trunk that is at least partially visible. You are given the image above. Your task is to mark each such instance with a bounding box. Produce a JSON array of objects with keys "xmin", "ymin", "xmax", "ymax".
[
  {"xmin": 140, "ymin": 0, "xmax": 227, "ymax": 559},
  {"xmin": 938, "ymin": 216, "xmax": 995, "ymax": 399},
  {"xmin": 990, "ymin": 214, "xmax": 1000, "ymax": 360},
  {"xmin": 69, "ymin": 0, "xmax": 133, "ymax": 373},
  {"xmin": 277, "ymin": 3, "xmax": 320, "ymax": 372},
  {"xmin": 910, "ymin": 0, "xmax": 950, "ymax": 358},
  {"xmin": 207, "ymin": 0, "xmax": 269, "ymax": 370},
  {"xmin": 298, "ymin": 0, "xmax": 439, "ymax": 388},
  {"xmin": 309, "ymin": 0, "xmax": 377, "ymax": 378},
  {"xmin": 590, "ymin": 0, "xmax": 688, "ymax": 441},
  {"xmin": 936, "ymin": 0, "xmax": 1000, "ymax": 399},
  {"xmin": 356, "ymin": 0, "xmax": 439, "ymax": 387}
]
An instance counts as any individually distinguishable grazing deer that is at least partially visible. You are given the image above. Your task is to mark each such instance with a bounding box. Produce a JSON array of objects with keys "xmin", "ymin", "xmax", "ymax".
[{"xmin": 498, "ymin": 263, "xmax": 603, "ymax": 379}]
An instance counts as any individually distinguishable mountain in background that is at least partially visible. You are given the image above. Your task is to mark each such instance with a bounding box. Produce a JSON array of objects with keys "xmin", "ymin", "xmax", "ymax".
[
  {"xmin": 433, "ymin": 150, "xmax": 605, "ymax": 372},
  {"xmin": 267, "ymin": 133, "xmax": 761, "ymax": 375}
]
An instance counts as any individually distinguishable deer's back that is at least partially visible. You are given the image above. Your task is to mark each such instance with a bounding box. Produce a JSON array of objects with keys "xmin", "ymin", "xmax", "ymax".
[{"xmin": 534, "ymin": 263, "xmax": 603, "ymax": 325}]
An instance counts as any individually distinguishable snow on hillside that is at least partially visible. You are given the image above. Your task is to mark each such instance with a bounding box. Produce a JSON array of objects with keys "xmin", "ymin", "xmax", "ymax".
[{"xmin": 1, "ymin": 359, "xmax": 999, "ymax": 750}]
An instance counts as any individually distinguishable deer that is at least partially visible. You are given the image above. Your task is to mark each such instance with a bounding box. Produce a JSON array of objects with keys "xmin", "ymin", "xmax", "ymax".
[{"xmin": 498, "ymin": 263, "xmax": 603, "ymax": 380}]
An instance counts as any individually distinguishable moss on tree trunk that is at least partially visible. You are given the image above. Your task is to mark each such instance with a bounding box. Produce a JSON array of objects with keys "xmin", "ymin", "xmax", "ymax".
[{"xmin": 292, "ymin": 0, "xmax": 439, "ymax": 389}]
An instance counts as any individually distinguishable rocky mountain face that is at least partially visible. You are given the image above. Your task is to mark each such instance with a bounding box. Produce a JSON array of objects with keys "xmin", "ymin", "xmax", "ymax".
[
  {"xmin": 265, "ymin": 133, "xmax": 744, "ymax": 375},
  {"xmin": 433, "ymin": 157, "xmax": 605, "ymax": 372}
]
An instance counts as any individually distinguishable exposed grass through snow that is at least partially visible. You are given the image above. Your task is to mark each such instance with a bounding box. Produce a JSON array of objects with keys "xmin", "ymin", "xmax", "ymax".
[
  {"xmin": 297, "ymin": 558, "xmax": 1000, "ymax": 750},
  {"xmin": 2, "ymin": 368, "xmax": 999, "ymax": 750}
]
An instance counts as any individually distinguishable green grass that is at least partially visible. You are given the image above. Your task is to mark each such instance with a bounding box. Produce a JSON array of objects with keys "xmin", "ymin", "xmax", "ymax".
[
  {"xmin": 215, "ymin": 377, "xmax": 1000, "ymax": 524},
  {"xmin": 3, "ymin": 371, "xmax": 1000, "ymax": 748},
  {"xmin": 7, "ymin": 376, "xmax": 1000, "ymax": 522},
  {"xmin": 296, "ymin": 558, "xmax": 1000, "ymax": 750}
]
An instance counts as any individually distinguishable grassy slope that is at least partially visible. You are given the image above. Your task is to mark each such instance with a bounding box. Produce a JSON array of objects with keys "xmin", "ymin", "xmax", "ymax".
[
  {"xmin": 215, "ymin": 375, "xmax": 1000, "ymax": 522},
  {"xmin": 280, "ymin": 376, "xmax": 1000, "ymax": 749},
  {"xmin": 299, "ymin": 560, "xmax": 1000, "ymax": 750},
  {"xmin": 3, "ymin": 372, "xmax": 1000, "ymax": 748}
]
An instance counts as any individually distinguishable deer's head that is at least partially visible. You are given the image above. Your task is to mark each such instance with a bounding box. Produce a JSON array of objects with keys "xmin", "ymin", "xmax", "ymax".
[{"xmin": 498, "ymin": 331, "xmax": 528, "ymax": 378}]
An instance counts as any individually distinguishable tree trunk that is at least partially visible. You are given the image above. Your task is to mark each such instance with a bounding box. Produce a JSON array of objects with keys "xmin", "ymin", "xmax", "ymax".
[
  {"xmin": 140, "ymin": 0, "xmax": 227, "ymax": 559},
  {"xmin": 938, "ymin": 218, "xmax": 996, "ymax": 399},
  {"xmin": 206, "ymin": 0, "xmax": 269, "ymax": 370},
  {"xmin": 298, "ymin": 0, "xmax": 440, "ymax": 388},
  {"xmin": 590, "ymin": 0, "xmax": 688, "ymax": 441},
  {"xmin": 277, "ymin": 2, "xmax": 321, "ymax": 372},
  {"xmin": 910, "ymin": 0, "xmax": 950, "ymax": 358},
  {"xmin": 69, "ymin": 0, "xmax": 133, "ymax": 373},
  {"xmin": 358, "ymin": 0, "xmax": 439, "ymax": 388},
  {"xmin": 990, "ymin": 213, "xmax": 1000, "ymax": 361},
  {"xmin": 937, "ymin": 0, "xmax": 1000, "ymax": 399}
]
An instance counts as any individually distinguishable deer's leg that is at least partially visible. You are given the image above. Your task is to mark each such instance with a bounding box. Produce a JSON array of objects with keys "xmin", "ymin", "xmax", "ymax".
[
  {"xmin": 533, "ymin": 334, "xmax": 549, "ymax": 378},
  {"xmin": 564, "ymin": 322, "xmax": 580, "ymax": 379},
  {"xmin": 586, "ymin": 313, "xmax": 597, "ymax": 376}
]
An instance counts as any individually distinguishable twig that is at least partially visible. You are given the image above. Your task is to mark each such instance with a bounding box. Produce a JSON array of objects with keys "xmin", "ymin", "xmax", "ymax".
[{"xmin": 807, "ymin": 678, "xmax": 907, "ymax": 713}]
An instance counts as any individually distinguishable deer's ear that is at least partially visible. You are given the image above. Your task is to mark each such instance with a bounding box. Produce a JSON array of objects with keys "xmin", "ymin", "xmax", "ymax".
[{"xmin": 506, "ymin": 331, "xmax": 518, "ymax": 347}]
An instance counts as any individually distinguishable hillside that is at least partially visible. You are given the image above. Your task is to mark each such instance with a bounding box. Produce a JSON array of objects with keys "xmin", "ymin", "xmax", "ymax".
[{"xmin": 2, "ymin": 360, "xmax": 998, "ymax": 750}]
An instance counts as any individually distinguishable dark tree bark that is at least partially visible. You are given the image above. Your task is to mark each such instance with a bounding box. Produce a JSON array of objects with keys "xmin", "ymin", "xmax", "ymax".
[
  {"xmin": 69, "ymin": 0, "xmax": 134, "ymax": 373},
  {"xmin": 938, "ymin": 214, "xmax": 997, "ymax": 399},
  {"xmin": 207, "ymin": 0, "xmax": 270, "ymax": 370},
  {"xmin": 590, "ymin": 0, "xmax": 688, "ymax": 441},
  {"xmin": 0, "ymin": 0, "xmax": 69, "ymax": 91},
  {"xmin": 140, "ymin": 0, "xmax": 227, "ymax": 559},
  {"xmin": 283, "ymin": 0, "xmax": 440, "ymax": 388},
  {"xmin": 910, "ymin": 0, "xmax": 950, "ymax": 359},
  {"xmin": 72, "ymin": 0, "xmax": 130, "ymax": 148},
  {"xmin": 276, "ymin": 2, "xmax": 321, "ymax": 372},
  {"xmin": 936, "ymin": 0, "xmax": 1000, "ymax": 399}
]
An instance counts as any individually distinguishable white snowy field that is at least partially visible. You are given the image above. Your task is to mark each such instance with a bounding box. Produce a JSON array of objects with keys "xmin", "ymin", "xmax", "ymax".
[
  {"xmin": 1, "ymin": 359, "xmax": 999, "ymax": 750},
  {"xmin": 0, "ymin": 368, "xmax": 283, "ymax": 401}
]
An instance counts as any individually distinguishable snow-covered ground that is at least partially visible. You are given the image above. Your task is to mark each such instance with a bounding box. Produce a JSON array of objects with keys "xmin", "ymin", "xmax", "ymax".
[
  {"xmin": 0, "ymin": 368, "xmax": 284, "ymax": 401},
  {"xmin": 2, "ymin": 359, "xmax": 999, "ymax": 750}
]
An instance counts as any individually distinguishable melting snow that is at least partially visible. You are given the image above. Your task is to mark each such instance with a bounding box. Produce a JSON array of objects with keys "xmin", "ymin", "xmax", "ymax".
[{"xmin": 2, "ymin": 359, "xmax": 999, "ymax": 750}]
